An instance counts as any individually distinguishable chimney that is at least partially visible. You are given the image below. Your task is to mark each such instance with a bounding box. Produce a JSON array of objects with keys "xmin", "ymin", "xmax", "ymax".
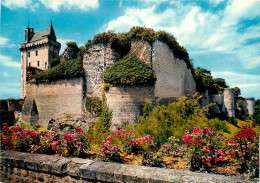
[{"xmin": 25, "ymin": 25, "xmax": 34, "ymax": 43}]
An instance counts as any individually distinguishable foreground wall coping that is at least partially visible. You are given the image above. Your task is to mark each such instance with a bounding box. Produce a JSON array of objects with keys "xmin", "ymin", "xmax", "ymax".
[{"xmin": 1, "ymin": 150, "xmax": 258, "ymax": 183}]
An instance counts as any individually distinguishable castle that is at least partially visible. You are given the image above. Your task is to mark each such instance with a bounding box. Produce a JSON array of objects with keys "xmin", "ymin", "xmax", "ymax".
[
  {"xmin": 20, "ymin": 23, "xmax": 255, "ymax": 130},
  {"xmin": 19, "ymin": 22, "xmax": 61, "ymax": 98}
]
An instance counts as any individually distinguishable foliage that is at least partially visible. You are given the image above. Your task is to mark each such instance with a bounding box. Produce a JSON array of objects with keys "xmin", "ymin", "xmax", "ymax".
[
  {"xmin": 226, "ymin": 124, "xmax": 259, "ymax": 178},
  {"xmin": 77, "ymin": 46, "xmax": 87, "ymax": 60},
  {"xmin": 233, "ymin": 86, "xmax": 241, "ymax": 97},
  {"xmin": 66, "ymin": 41, "xmax": 80, "ymax": 52},
  {"xmin": 103, "ymin": 55, "xmax": 156, "ymax": 86},
  {"xmin": 86, "ymin": 90, "xmax": 112, "ymax": 145},
  {"xmin": 1, "ymin": 123, "xmax": 91, "ymax": 157},
  {"xmin": 50, "ymin": 56, "xmax": 60, "ymax": 68},
  {"xmin": 32, "ymin": 57, "xmax": 84, "ymax": 83},
  {"xmin": 253, "ymin": 99, "xmax": 260, "ymax": 125},
  {"xmin": 129, "ymin": 26, "xmax": 157, "ymax": 43},
  {"xmin": 183, "ymin": 127, "xmax": 226, "ymax": 171},
  {"xmin": 194, "ymin": 67, "xmax": 228, "ymax": 93},
  {"xmin": 85, "ymin": 96, "xmax": 102, "ymax": 116},
  {"xmin": 88, "ymin": 26, "xmax": 190, "ymax": 64},
  {"xmin": 133, "ymin": 93, "xmax": 230, "ymax": 145}
]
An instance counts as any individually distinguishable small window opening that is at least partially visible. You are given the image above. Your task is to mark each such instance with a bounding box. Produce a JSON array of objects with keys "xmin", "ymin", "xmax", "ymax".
[
  {"xmin": 29, "ymin": 62, "xmax": 31, "ymax": 66},
  {"xmin": 36, "ymin": 50, "xmax": 38, "ymax": 56},
  {"xmin": 28, "ymin": 52, "xmax": 30, "ymax": 57},
  {"xmin": 45, "ymin": 62, "xmax": 47, "ymax": 69},
  {"xmin": 37, "ymin": 61, "xmax": 40, "ymax": 67}
]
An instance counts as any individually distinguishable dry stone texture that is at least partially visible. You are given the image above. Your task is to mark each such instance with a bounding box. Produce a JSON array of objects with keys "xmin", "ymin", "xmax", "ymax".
[
  {"xmin": 22, "ymin": 78, "xmax": 84, "ymax": 126},
  {"xmin": 105, "ymin": 86, "xmax": 155, "ymax": 130}
]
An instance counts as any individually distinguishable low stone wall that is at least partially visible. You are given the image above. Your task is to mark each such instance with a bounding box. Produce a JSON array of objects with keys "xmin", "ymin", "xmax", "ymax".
[{"xmin": 1, "ymin": 150, "xmax": 257, "ymax": 183}]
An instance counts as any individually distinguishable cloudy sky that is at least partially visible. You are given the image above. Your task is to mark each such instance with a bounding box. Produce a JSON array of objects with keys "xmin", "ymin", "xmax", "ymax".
[{"xmin": 0, "ymin": 0, "xmax": 259, "ymax": 99}]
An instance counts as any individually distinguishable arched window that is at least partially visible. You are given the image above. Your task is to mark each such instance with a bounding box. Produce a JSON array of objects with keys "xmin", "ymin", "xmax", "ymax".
[
  {"xmin": 36, "ymin": 50, "xmax": 38, "ymax": 56},
  {"xmin": 45, "ymin": 62, "xmax": 47, "ymax": 69},
  {"xmin": 29, "ymin": 62, "xmax": 31, "ymax": 66},
  {"xmin": 37, "ymin": 61, "xmax": 40, "ymax": 67}
]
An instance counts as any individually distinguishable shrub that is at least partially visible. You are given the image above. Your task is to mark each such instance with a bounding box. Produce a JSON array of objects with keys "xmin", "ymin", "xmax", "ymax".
[
  {"xmin": 183, "ymin": 127, "xmax": 226, "ymax": 171},
  {"xmin": 67, "ymin": 41, "xmax": 80, "ymax": 52},
  {"xmin": 31, "ymin": 57, "xmax": 84, "ymax": 83},
  {"xmin": 226, "ymin": 124, "xmax": 259, "ymax": 178},
  {"xmin": 50, "ymin": 56, "xmax": 60, "ymax": 68},
  {"xmin": 133, "ymin": 93, "xmax": 230, "ymax": 145},
  {"xmin": 103, "ymin": 55, "xmax": 156, "ymax": 86},
  {"xmin": 194, "ymin": 67, "xmax": 228, "ymax": 93},
  {"xmin": 85, "ymin": 96, "xmax": 102, "ymax": 116},
  {"xmin": 86, "ymin": 90, "xmax": 112, "ymax": 145}
]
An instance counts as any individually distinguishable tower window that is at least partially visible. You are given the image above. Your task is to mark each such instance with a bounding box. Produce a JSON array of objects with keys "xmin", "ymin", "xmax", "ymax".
[
  {"xmin": 37, "ymin": 61, "xmax": 40, "ymax": 67},
  {"xmin": 45, "ymin": 62, "xmax": 47, "ymax": 69},
  {"xmin": 28, "ymin": 52, "xmax": 30, "ymax": 57},
  {"xmin": 36, "ymin": 50, "xmax": 38, "ymax": 56},
  {"xmin": 29, "ymin": 62, "xmax": 31, "ymax": 66}
]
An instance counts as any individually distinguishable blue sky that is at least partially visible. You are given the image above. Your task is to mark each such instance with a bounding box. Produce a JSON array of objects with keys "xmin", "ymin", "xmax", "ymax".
[{"xmin": 0, "ymin": 0, "xmax": 259, "ymax": 99}]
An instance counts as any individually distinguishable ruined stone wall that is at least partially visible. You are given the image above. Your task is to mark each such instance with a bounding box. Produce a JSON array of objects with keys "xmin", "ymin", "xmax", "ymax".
[
  {"xmin": 210, "ymin": 93, "xmax": 224, "ymax": 114},
  {"xmin": 245, "ymin": 98, "xmax": 255, "ymax": 115},
  {"xmin": 21, "ymin": 78, "xmax": 84, "ymax": 127},
  {"xmin": 129, "ymin": 40, "xmax": 196, "ymax": 99},
  {"xmin": 83, "ymin": 44, "xmax": 116, "ymax": 99},
  {"xmin": 152, "ymin": 40, "xmax": 196, "ymax": 98},
  {"xmin": 129, "ymin": 40, "xmax": 153, "ymax": 67},
  {"xmin": 106, "ymin": 86, "xmax": 155, "ymax": 130},
  {"xmin": 223, "ymin": 88, "xmax": 235, "ymax": 118}
]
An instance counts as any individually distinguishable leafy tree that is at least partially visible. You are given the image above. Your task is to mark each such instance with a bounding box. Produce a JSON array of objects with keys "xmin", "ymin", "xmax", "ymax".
[
  {"xmin": 233, "ymin": 86, "xmax": 241, "ymax": 97},
  {"xmin": 50, "ymin": 56, "xmax": 60, "ymax": 68}
]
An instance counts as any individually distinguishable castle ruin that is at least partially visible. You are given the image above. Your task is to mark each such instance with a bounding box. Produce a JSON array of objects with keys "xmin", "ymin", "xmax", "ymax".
[{"xmin": 19, "ymin": 23, "xmax": 255, "ymax": 129}]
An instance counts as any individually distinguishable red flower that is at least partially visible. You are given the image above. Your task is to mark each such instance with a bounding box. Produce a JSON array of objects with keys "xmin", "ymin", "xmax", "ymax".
[
  {"xmin": 252, "ymin": 123, "xmax": 257, "ymax": 127},
  {"xmin": 106, "ymin": 136, "xmax": 113, "ymax": 141}
]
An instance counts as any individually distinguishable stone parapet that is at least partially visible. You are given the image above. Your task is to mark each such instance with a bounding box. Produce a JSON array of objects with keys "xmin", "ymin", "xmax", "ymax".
[{"xmin": 1, "ymin": 150, "xmax": 257, "ymax": 183}]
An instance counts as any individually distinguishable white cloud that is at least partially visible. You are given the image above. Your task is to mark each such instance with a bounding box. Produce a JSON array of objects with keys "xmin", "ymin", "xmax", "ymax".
[
  {"xmin": 0, "ymin": 54, "xmax": 21, "ymax": 68},
  {"xmin": 0, "ymin": 36, "xmax": 16, "ymax": 48},
  {"xmin": 2, "ymin": 0, "xmax": 99, "ymax": 11},
  {"xmin": 1, "ymin": 72, "xmax": 10, "ymax": 78},
  {"xmin": 2, "ymin": 0, "xmax": 32, "ymax": 9},
  {"xmin": 103, "ymin": 0, "xmax": 260, "ymax": 69}
]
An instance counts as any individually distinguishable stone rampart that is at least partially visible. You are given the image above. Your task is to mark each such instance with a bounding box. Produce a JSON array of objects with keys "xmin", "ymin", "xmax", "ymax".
[
  {"xmin": 1, "ymin": 150, "xmax": 257, "ymax": 183},
  {"xmin": 223, "ymin": 88, "xmax": 235, "ymax": 118},
  {"xmin": 83, "ymin": 44, "xmax": 116, "ymax": 99},
  {"xmin": 245, "ymin": 98, "xmax": 255, "ymax": 115},
  {"xmin": 21, "ymin": 78, "xmax": 84, "ymax": 126},
  {"xmin": 105, "ymin": 86, "xmax": 155, "ymax": 130}
]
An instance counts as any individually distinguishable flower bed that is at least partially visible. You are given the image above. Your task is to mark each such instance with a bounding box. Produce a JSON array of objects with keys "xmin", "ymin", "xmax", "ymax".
[{"xmin": 1, "ymin": 123, "xmax": 259, "ymax": 178}]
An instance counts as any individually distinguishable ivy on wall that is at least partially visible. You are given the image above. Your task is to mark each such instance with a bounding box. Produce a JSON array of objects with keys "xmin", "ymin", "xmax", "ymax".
[{"xmin": 103, "ymin": 55, "xmax": 156, "ymax": 86}]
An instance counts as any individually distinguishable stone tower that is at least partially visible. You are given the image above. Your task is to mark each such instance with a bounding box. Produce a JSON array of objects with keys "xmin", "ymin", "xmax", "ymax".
[{"xmin": 19, "ymin": 22, "xmax": 61, "ymax": 98}]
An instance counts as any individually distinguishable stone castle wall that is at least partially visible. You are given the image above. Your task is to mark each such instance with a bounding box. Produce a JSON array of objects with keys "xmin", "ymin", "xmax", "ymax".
[
  {"xmin": 83, "ymin": 44, "xmax": 116, "ymax": 99},
  {"xmin": 105, "ymin": 86, "xmax": 155, "ymax": 130},
  {"xmin": 21, "ymin": 78, "xmax": 84, "ymax": 126},
  {"xmin": 152, "ymin": 40, "xmax": 196, "ymax": 98},
  {"xmin": 130, "ymin": 40, "xmax": 197, "ymax": 99}
]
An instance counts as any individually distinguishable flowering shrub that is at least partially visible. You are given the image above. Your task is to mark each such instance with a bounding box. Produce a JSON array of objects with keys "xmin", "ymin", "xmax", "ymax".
[
  {"xmin": 226, "ymin": 124, "xmax": 259, "ymax": 178},
  {"xmin": 183, "ymin": 127, "xmax": 225, "ymax": 171},
  {"xmin": 124, "ymin": 134, "xmax": 155, "ymax": 155},
  {"xmin": 52, "ymin": 128, "xmax": 91, "ymax": 157},
  {"xmin": 1, "ymin": 123, "xmax": 91, "ymax": 158},
  {"xmin": 100, "ymin": 129, "xmax": 136, "ymax": 161}
]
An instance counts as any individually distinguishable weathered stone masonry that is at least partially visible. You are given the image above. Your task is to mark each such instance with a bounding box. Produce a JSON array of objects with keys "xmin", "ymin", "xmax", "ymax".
[
  {"xmin": 1, "ymin": 150, "xmax": 257, "ymax": 183},
  {"xmin": 22, "ymin": 78, "xmax": 84, "ymax": 127}
]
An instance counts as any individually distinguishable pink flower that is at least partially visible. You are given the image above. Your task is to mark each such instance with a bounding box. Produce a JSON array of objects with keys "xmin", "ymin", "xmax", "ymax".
[
  {"xmin": 106, "ymin": 136, "xmax": 113, "ymax": 141},
  {"xmin": 203, "ymin": 127, "xmax": 210, "ymax": 133},
  {"xmin": 206, "ymin": 157, "xmax": 211, "ymax": 162},
  {"xmin": 192, "ymin": 128, "xmax": 203, "ymax": 134},
  {"xmin": 226, "ymin": 140, "xmax": 239, "ymax": 146},
  {"xmin": 176, "ymin": 148, "xmax": 180, "ymax": 152}
]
